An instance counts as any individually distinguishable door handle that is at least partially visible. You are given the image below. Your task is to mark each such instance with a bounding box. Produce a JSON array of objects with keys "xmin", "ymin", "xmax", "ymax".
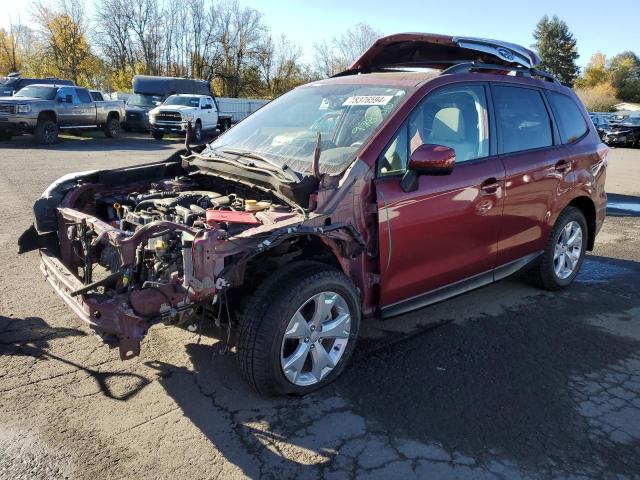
[
  {"xmin": 555, "ymin": 160, "xmax": 572, "ymax": 173},
  {"xmin": 480, "ymin": 178, "xmax": 502, "ymax": 193}
]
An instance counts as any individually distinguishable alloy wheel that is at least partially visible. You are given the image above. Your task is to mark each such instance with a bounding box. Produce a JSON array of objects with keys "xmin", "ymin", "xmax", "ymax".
[
  {"xmin": 553, "ymin": 220, "xmax": 583, "ymax": 279},
  {"xmin": 280, "ymin": 291, "xmax": 351, "ymax": 386},
  {"xmin": 44, "ymin": 124, "xmax": 57, "ymax": 144}
]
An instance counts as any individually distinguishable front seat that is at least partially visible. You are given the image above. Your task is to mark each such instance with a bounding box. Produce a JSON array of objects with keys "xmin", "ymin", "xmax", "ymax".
[{"xmin": 428, "ymin": 107, "xmax": 476, "ymax": 161}]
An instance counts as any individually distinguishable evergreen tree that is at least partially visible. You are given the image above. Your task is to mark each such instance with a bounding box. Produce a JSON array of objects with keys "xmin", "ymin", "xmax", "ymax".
[{"xmin": 533, "ymin": 15, "xmax": 580, "ymax": 86}]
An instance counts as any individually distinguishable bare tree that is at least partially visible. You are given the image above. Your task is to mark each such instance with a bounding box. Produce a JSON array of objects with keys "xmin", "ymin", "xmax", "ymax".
[
  {"xmin": 94, "ymin": 0, "xmax": 137, "ymax": 81},
  {"xmin": 313, "ymin": 23, "xmax": 381, "ymax": 77},
  {"xmin": 257, "ymin": 34, "xmax": 309, "ymax": 98}
]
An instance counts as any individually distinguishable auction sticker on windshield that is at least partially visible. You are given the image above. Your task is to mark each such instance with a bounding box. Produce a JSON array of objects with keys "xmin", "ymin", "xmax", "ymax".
[{"xmin": 342, "ymin": 95, "xmax": 393, "ymax": 106}]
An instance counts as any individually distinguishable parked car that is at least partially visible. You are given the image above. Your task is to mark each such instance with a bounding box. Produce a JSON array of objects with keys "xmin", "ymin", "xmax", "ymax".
[
  {"xmin": 19, "ymin": 33, "xmax": 607, "ymax": 396},
  {"xmin": 124, "ymin": 75, "xmax": 217, "ymax": 131},
  {"xmin": 0, "ymin": 72, "xmax": 74, "ymax": 97},
  {"xmin": 149, "ymin": 94, "xmax": 232, "ymax": 141},
  {"xmin": 601, "ymin": 117, "xmax": 640, "ymax": 147},
  {"xmin": 0, "ymin": 85, "xmax": 125, "ymax": 144},
  {"xmin": 589, "ymin": 113, "xmax": 610, "ymax": 140}
]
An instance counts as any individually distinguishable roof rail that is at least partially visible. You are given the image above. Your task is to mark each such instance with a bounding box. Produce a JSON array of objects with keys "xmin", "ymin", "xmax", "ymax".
[{"xmin": 441, "ymin": 62, "xmax": 560, "ymax": 84}]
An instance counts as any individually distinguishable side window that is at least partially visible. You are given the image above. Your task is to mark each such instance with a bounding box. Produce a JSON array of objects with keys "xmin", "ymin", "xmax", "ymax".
[
  {"xmin": 547, "ymin": 91, "xmax": 589, "ymax": 144},
  {"xmin": 378, "ymin": 123, "xmax": 409, "ymax": 176},
  {"xmin": 408, "ymin": 84, "xmax": 489, "ymax": 163},
  {"xmin": 58, "ymin": 87, "xmax": 80, "ymax": 104},
  {"xmin": 77, "ymin": 88, "xmax": 92, "ymax": 103},
  {"xmin": 492, "ymin": 85, "xmax": 553, "ymax": 154},
  {"xmin": 377, "ymin": 84, "xmax": 490, "ymax": 176}
]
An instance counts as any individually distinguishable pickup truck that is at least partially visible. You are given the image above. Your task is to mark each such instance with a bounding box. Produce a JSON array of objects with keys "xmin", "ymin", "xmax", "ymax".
[
  {"xmin": 149, "ymin": 94, "xmax": 232, "ymax": 142},
  {"xmin": 0, "ymin": 84, "xmax": 125, "ymax": 144}
]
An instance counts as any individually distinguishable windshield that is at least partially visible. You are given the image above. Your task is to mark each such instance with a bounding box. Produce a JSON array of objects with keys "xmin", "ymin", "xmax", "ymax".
[
  {"xmin": 208, "ymin": 83, "xmax": 407, "ymax": 175},
  {"xmin": 14, "ymin": 86, "xmax": 57, "ymax": 100},
  {"xmin": 127, "ymin": 94, "xmax": 162, "ymax": 107},
  {"xmin": 0, "ymin": 77, "xmax": 17, "ymax": 86},
  {"xmin": 164, "ymin": 95, "xmax": 200, "ymax": 107}
]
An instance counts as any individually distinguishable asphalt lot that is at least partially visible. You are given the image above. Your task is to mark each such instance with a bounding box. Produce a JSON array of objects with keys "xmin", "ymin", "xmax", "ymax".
[{"xmin": 1, "ymin": 133, "xmax": 640, "ymax": 479}]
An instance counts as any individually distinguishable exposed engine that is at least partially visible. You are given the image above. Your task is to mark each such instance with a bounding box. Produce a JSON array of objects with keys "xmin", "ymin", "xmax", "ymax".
[{"xmin": 69, "ymin": 174, "xmax": 295, "ymax": 293}]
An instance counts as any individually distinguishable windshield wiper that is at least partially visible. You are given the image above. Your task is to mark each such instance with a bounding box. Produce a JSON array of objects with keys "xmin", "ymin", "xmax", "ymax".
[{"xmin": 220, "ymin": 148, "xmax": 302, "ymax": 182}]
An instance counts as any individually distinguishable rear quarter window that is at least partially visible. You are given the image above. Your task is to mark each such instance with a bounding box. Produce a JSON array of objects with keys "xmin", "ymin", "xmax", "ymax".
[
  {"xmin": 547, "ymin": 91, "xmax": 589, "ymax": 144},
  {"xmin": 492, "ymin": 85, "xmax": 553, "ymax": 154}
]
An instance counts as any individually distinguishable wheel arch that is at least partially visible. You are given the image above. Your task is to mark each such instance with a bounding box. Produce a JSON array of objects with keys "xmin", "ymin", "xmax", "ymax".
[
  {"xmin": 38, "ymin": 110, "xmax": 57, "ymax": 123},
  {"xmin": 566, "ymin": 196, "xmax": 597, "ymax": 251},
  {"xmin": 240, "ymin": 234, "xmax": 346, "ymax": 290}
]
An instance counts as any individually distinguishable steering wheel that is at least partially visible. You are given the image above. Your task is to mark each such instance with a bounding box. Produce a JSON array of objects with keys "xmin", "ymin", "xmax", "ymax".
[{"xmin": 350, "ymin": 141, "xmax": 364, "ymax": 147}]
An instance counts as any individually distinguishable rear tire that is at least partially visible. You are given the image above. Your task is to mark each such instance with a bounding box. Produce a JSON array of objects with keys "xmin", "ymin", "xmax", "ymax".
[
  {"xmin": 103, "ymin": 117, "xmax": 121, "ymax": 138},
  {"xmin": 0, "ymin": 130, "xmax": 12, "ymax": 141},
  {"xmin": 237, "ymin": 262, "xmax": 361, "ymax": 396},
  {"xmin": 193, "ymin": 121, "xmax": 202, "ymax": 143},
  {"xmin": 530, "ymin": 206, "xmax": 587, "ymax": 291},
  {"xmin": 152, "ymin": 131, "xmax": 164, "ymax": 140},
  {"xmin": 34, "ymin": 119, "xmax": 58, "ymax": 145}
]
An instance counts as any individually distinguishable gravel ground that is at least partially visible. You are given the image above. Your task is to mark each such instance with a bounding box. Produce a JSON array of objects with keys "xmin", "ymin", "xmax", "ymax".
[{"xmin": 1, "ymin": 133, "xmax": 639, "ymax": 479}]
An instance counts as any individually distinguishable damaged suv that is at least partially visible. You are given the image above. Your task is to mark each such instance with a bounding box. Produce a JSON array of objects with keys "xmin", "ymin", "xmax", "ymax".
[{"xmin": 20, "ymin": 34, "xmax": 608, "ymax": 396}]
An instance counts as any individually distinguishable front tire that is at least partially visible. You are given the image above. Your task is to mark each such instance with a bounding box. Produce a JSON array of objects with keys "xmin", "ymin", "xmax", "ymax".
[
  {"xmin": 151, "ymin": 130, "xmax": 164, "ymax": 140},
  {"xmin": 103, "ymin": 117, "xmax": 121, "ymax": 138},
  {"xmin": 237, "ymin": 262, "xmax": 361, "ymax": 396},
  {"xmin": 531, "ymin": 206, "xmax": 587, "ymax": 291},
  {"xmin": 34, "ymin": 119, "xmax": 58, "ymax": 145}
]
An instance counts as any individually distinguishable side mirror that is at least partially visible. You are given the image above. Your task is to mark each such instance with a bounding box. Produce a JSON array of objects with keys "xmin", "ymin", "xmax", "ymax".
[
  {"xmin": 400, "ymin": 144, "xmax": 456, "ymax": 193},
  {"xmin": 64, "ymin": 94, "xmax": 73, "ymax": 104}
]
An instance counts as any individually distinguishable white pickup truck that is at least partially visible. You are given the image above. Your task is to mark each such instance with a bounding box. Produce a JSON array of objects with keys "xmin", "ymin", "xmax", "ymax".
[{"xmin": 148, "ymin": 94, "xmax": 232, "ymax": 142}]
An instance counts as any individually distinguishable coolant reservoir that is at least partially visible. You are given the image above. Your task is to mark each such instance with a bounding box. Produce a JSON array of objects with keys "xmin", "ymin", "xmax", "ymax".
[{"xmin": 245, "ymin": 200, "xmax": 271, "ymax": 212}]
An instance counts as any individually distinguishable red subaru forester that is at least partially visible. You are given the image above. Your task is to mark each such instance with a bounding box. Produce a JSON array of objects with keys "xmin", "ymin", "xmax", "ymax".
[{"xmin": 20, "ymin": 34, "xmax": 608, "ymax": 395}]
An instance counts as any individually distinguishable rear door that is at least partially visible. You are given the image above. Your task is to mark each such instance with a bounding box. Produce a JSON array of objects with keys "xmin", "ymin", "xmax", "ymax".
[
  {"xmin": 376, "ymin": 83, "xmax": 506, "ymax": 314},
  {"xmin": 74, "ymin": 88, "xmax": 97, "ymax": 125},
  {"xmin": 491, "ymin": 84, "xmax": 565, "ymax": 267}
]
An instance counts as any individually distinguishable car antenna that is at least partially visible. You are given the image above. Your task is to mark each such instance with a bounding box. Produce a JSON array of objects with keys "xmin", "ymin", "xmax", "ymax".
[
  {"xmin": 185, "ymin": 120, "xmax": 192, "ymax": 155},
  {"xmin": 312, "ymin": 131, "xmax": 321, "ymax": 179}
]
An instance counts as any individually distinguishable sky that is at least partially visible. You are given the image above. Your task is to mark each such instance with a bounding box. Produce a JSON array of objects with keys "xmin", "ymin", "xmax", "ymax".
[{"xmin": 2, "ymin": 0, "xmax": 639, "ymax": 68}]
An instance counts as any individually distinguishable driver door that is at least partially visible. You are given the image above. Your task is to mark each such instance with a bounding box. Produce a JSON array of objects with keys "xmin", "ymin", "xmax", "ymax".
[
  {"xmin": 375, "ymin": 84, "xmax": 506, "ymax": 315},
  {"xmin": 57, "ymin": 87, "xmax": 79, "ymax": 126}
]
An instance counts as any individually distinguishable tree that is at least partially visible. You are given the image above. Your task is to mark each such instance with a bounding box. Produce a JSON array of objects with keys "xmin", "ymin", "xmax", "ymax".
[
  {"xmin": 0, "ymin": 24, "xmax": 24, "ymax": 74},
  {"xmin": 313, "ymin": 23, "xmax": 381, "ymax": 77},
  {"xmin": 533, "ymin": 15, "xmax": 579, "ymax": 86},
  {"xmin": 575, "ymin": 52, "xmax": 608, "ymax": 89},
  {"xmin": 32, "ymin": 0, "xmax": 102, "ymax": 85},
  {"xmin": 256, "ymin": 34, "xmax": 313, "ymax": 98},
  {"xmin": 608, "ymin": 51, "xmax": 640, "ymax": 103}
]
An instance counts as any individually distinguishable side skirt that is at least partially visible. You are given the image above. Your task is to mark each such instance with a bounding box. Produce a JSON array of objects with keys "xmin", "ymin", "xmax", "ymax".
[{"xmin": 380, "ymin": 252, "xmax": 542, "ymax": 319}]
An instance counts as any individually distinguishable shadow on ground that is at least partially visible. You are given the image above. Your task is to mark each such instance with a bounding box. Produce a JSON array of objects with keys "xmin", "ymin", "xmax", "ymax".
[
  {"xmin": 0, "ymin": 315, "xmax": 150, "ymax": 400},
  {"xmin": 140, "ymin": 255, "xmax": 640, "ymax": 478}
]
